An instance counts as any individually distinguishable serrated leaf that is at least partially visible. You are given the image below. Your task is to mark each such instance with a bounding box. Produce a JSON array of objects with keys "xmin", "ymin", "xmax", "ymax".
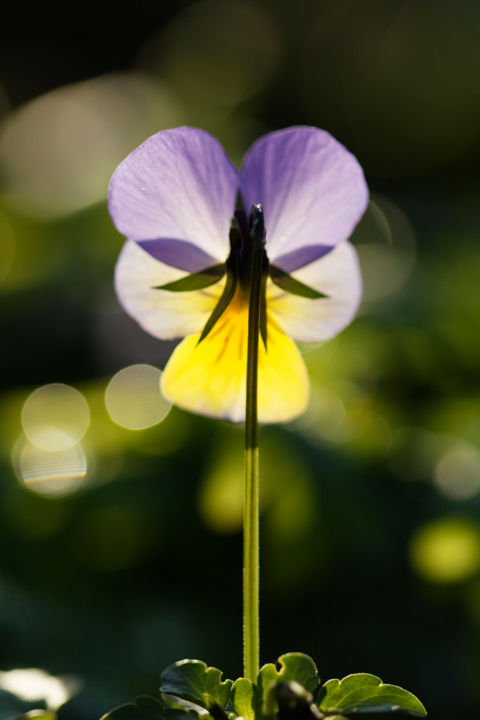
[
  {"xmin": 152, "ymin": 265, "xmax": 226, "ymax": 292},
  {"xmin": 160, "ymin": 661, "xmax": 232, "ymax": 712},
  {"xmin": 317, "ymin": 674, "xmax": 427, "ymax": 717},
  {"xmin": 269, "ymin": 266, "xmax": 328, "ymax": 300},
  {"xmin": 231, "ymin": 678, "xmax": 261, "ymax": 720},
  {"xmin": 258, "ymin": 654, "xmax": 320, "ymax": 697}
]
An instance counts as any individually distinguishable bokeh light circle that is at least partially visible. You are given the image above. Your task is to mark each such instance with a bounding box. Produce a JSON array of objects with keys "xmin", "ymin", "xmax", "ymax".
[
  {"xmin": 105, "ymin": 364, "xmax": 171, "ymax": 430},
  {"xmin": 12, "ymin": 435, "xmax": 88, "ymax": 497},
  {"xmin": 21, "ymin": 383, "xmax": 90, "ymax": 451},
  {"xmin": 434, "ymin": 442, "xmax": 480, "ymax": 501},
  {"xmin": 0, "ymin": 72, "xmax": 182, "ymax": 218},
  {"xmin": 0, "ymin": 210, "xmax": 16, "ymax": 284},
  {"xmin": 410, "ymin": 519, "xmax": 480, "ymax": 583},
  {"xmin": 146, "ymin": 0, "xmax": 281, "ymax": 107}
]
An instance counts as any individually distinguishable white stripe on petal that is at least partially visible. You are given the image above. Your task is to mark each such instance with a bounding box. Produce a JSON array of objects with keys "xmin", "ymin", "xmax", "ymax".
[
  {"xmin": 115, "ymin": 240, "xmax": 224, "ymax": 340},
  {"xmin": 268, "ymin": 242, "xmax": 362, "ymax": 342}
]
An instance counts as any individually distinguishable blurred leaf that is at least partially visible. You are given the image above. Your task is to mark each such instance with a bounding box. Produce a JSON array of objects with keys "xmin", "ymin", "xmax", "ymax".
[
  {"xmin": 101, "ymin": 696, "xmax": 196, "ymax": 720},
  {"xmin": 160, "ymin": 661, "xmax": 232, "ymax": 711},
  {"xmin": 317, "ymin": 674, "xmax": 427, "ymax": 716},
  {"xmin": 17, "ymin": 712, "xmax": 56, "ymax": 720},
  {"xmin": 258, "ymin": 654, "xmax": 320, "ymax": 696},
  {"xmin": 231, "ymin": 678, "xmax": 261, "ymax": 720},
  {"xmin": 0, "ymin": 689, "xmax": 48, "ymax": 720}
]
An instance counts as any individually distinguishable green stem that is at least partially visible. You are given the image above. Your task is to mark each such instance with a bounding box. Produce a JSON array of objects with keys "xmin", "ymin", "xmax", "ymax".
[{"xmin": 243, "ymin": 205, "xmax": 266, "ymax": 682}]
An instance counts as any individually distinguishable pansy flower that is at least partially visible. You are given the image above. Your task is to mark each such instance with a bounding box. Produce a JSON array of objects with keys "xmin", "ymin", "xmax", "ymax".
[{"xmin": 109, "ymin": 126, "xmax": 368, "ymax": 423}]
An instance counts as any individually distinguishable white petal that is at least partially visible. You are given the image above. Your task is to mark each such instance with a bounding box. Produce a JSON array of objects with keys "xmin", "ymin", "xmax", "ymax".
[
  {"xmin": 115, "ymin": 240, "xmax": 223, "ymax": 339},
  {"xmin": 268, "ymin": 242, "xmax": 362, "ymax": 342}
]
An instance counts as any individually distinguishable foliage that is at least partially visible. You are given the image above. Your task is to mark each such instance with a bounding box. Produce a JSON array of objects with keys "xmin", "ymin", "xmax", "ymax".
[{"xmin": 101, "ymin": 655, "xmax": 426, "ymax": 720}]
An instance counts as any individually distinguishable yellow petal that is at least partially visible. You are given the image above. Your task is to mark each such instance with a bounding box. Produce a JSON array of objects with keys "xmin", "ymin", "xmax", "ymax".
[{"xmin": 161, "ymin": 290, "xmax": 309, "ymax": 423}]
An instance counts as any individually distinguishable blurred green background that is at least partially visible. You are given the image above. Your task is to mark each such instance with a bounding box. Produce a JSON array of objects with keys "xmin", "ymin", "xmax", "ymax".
[{"xmin": 1, "ymin": 1, "xmax": 480, "ymax": 718}]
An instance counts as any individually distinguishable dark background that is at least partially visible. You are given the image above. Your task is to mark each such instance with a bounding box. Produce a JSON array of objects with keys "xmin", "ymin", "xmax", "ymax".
[{"xmin": 1, "ymin": 1, "xmax": 480, "ymax": 719}]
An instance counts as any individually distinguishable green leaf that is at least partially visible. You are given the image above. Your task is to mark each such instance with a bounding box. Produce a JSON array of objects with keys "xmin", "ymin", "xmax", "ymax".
[
  {"xmin": 258, "ymin": 654, "xmax": 320, "ymax": 697},
  {"xmin": 198, "ymin": 272, "xmax": 237, "ymax": 344},
  {"xmin": 160, "ymin": 661, "xmax": 232, "ymax": 712},
  {"xmin": 152, "ymin": 265, "xmax": 226, "ymax": 292},
  {"xmin": 231, "ymin": 679, "xmax": 261, "ymax": 720},
  {"xmin": 269, "ymin": 266, "xmax": 328, "ymax": 299},
  {"xmin": 317, "ymin": 674, "xmax": 427, "ymax": 717},
  {"xmin": 15, "ymin": 712, "xmax": 56, "ymax": 720},
  {"xmin": 101, "ymin": 696, "xmax": 196, "ymax": 720}
]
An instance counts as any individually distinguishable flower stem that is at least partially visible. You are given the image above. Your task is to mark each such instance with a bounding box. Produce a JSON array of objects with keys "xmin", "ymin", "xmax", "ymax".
[{"xmin": 244, "ymin": 204, "xmax": 266, "ymax": 682}]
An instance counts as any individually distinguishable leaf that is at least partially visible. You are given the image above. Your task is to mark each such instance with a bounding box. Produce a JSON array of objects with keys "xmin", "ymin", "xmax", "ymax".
[
  {"xmin": 317, "ymin": 674, "xmax": 427, "ymax": 717},
  {"xmin": 231, "ymin": 679, "xmax": 261, "ymax": 720},
  {"xmin": 152, "ymin": 265, "xmax": 226, "ymax": 292},
  {"xmin": 198, "ymin": 272, "xmax": 237, "ymax": 344},
  {"xmin": 269, "ymin": 266, "xmax": 328, "ymax": 299},
  {"xmin": 101, "ymin": 696, "xmax": 197, "ymax": 720},
  {"xmin": 15, "ymin": 712, "xmax": 56, "ymax": 720},
  {"xmin": 258, "ymin": 654, "xmax": 320, "ymax": 696},
  {"xmin": 160, "ymin": 661, "xmax": 232, "ymax": 712}
]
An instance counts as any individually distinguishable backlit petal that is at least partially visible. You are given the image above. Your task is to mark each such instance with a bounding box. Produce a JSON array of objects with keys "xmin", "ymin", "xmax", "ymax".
[
  {"xmin": 109, "ymin": 127, "xmax": 238, "ymax": 262},
  {"xmin": 240, "ymin": 126, "xmax": 368, "ymax": 262},
  {"xmin": 161, "ymin": 292, "xmax": 309, "ymax": 423},
  {"xmin": 115, "ymin": 240, "xmax": 224, "ymax": 339},
  {"xmin": 268, "ymin": 242, "xmax": 362, "ymax": 342}
]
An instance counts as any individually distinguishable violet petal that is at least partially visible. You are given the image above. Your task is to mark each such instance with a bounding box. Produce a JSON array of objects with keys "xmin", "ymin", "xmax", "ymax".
[
  {"xmin": 109, "ymin": 126, "xmax": 239, "ymax": 262},
  {"xmin": 240, "ymin": 126, "xmax": 368, "ymax": 262},
  {"xmin": 137, "ymin": 238, "xmax": 216, "ymax": 272},
  {"xmin": 273, "ymin": 244, "xmax": 333, "ymax": 273}
]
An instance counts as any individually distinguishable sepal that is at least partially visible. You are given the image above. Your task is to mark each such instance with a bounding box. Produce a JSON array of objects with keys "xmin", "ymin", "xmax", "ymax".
[
  {"xmin": 197, "ymin": 272, "xmax": 237, "ymax": 344},
  {"xmin": 269, "ymin": 266, "xmax": 328, "ymax": 299},
  {"xmin": 152, "ymin": 265, "xmax": 226, "ymax": 292}
]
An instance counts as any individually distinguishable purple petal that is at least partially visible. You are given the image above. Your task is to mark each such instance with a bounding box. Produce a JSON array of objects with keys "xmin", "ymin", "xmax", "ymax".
[
  {"xmin": 272, "ymin": 244, "xmax": 333, "ymax": 273},
  {"xmin": 109, "ymin": 127, "xmax": 239, "ymax": 262},
  {"xmin": 240, "ymin": 126, "xmax": 368, "ymax": 263},
  {"xmin": 137, "ymin": 238, "xmax": 216, "ymax": 272}
]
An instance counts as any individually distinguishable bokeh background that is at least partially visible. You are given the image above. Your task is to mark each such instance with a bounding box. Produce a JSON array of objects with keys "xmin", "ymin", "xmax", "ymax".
[{"xmin": 1, "ymin": 1, "xmax": 480, "ymax": 718}]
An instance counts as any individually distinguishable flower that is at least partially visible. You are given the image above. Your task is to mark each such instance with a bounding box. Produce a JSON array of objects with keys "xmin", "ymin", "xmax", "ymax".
[{"xmin": 109, "ymin": 126, "xmax": 368, "ymax": 423}]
